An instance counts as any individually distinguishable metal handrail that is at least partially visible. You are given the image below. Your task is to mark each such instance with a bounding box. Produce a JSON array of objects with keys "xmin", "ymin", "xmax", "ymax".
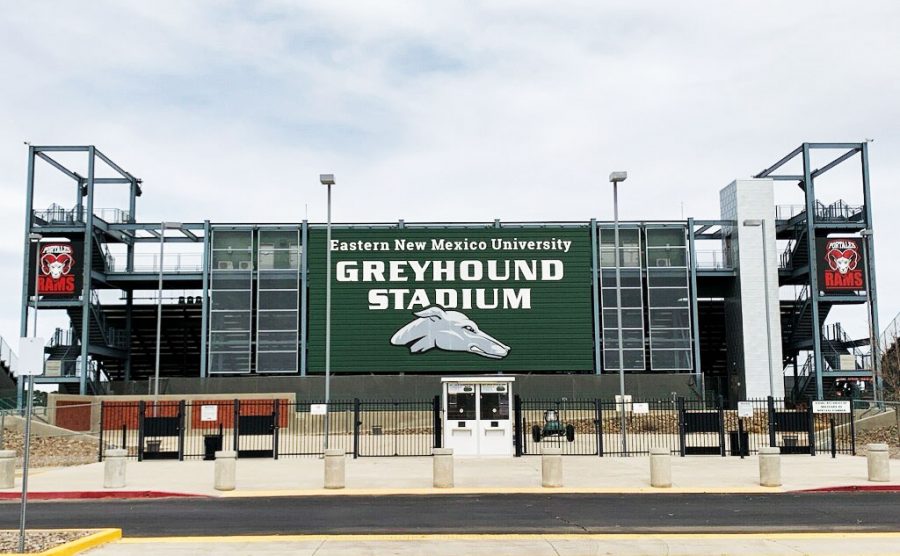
[
  {"xmin": 693, "ymin": 249, "xmax": 733, "ymax": 270},
  {"xmin": 32, "ymin": 206, "xmax": 132, "ymax": 225},
  {"xmin": 108, "ymin": 252, "xmax": 203, "ymax": 273},
  {"xmin": 0, "ymin": 337, "xmax": 18, "ymax": 376}
]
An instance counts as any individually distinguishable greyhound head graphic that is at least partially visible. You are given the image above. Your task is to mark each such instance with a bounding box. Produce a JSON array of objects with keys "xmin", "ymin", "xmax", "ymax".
[{"xmin": 390, "ymin": 306, "xmax": 510, "ymax": 359}]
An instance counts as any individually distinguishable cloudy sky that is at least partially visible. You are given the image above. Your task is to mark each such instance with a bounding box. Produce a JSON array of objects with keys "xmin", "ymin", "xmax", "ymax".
[{"xmin": 1, "ymin": 1, "xmax": 898, "ymax": 347}]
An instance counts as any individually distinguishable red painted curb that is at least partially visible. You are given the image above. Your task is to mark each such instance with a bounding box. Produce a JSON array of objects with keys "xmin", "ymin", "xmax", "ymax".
[
  {"xmin": 0, "ymin": 491, "xmax": 208, "ymax": 500},
  {"xmin": 793, "ymin": 485, "xmax": 900, "ymax": 493}
]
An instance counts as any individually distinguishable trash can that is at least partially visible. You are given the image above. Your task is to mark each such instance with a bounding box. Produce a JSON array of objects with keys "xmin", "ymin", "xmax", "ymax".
[
  {"xmin": 204, "ymin": 434, "xmax": 224, "ymax": 461},
  {"xmin": 728, "ymin": 431, "xmax": 749, "ymax": 456}
]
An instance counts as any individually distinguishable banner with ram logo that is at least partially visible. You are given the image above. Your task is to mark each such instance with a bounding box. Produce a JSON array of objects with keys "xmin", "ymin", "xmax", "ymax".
[
  {"xmin": 27, "ymin": 240, "xmax": 84, "ymax": 297},
  {"xmin": 816, "ymin": 236, "xmax": 866, "ymax": 294}
]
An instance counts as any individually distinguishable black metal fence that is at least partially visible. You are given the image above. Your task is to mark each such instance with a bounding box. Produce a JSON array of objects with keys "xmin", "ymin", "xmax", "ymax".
[
  {"xmin": 100, "ymin": 398, "xmax": 441, "ymax": 461},
  {"xmin": 99, "ymin": 396, "xmax": 855, "ymax": 460},
  {"xmin": 517, "ymin": 397, "xmax": 856, "ymax": 457}
]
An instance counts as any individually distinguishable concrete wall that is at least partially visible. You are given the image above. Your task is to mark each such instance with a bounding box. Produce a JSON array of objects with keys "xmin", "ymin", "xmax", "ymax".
[
  {"xmin": 720, "ymin": 179, "xmax": 784, "ymax": 400},
  {"xmin": 110, "ymin": 373, "xmax": 701, "ymax": 402}
]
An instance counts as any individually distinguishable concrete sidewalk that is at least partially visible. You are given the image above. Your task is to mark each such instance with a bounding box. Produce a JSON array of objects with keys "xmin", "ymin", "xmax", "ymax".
[
  {"xmin": 88, "ymin": 533, "xmax": 900, "ymax": 556},
  {"xmin": 4, "ymin": 453, "xmax": 899, "ymax": 497}
]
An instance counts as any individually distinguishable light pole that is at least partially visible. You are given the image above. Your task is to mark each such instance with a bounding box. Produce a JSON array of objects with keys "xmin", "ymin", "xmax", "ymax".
[
  {"xmin": 320, "ymin": 174, "xmax": 335, "ymax": 450},
  {"xmin": 154, "ymin": 222, "xmax": 182, "ymax": 407},
  {"xmin": 743, "ymin": 219, "xmax": 775, "ymax": 399},
  {"xmin": 19, "ymin": 232, "xmax": 43, "ymax": 553},
  {"xmin": 609, "ymin": 171, "xmax": 628, "ymax": 455}
]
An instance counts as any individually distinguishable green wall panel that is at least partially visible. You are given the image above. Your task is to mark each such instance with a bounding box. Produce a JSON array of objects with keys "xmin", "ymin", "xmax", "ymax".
[{"xmin": 307, "ymin": 226, "xmax": 595, "ymax": 373}]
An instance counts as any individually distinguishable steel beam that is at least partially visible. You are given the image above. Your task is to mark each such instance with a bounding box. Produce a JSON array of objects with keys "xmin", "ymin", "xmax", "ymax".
[
  {"xmin": 687, "ymin": 218, "xmax": 702, "ymax": 384},
  {"xmin": 860, "ymin": 142, "xmax": 882, "ymax": 401},
  {"xmin": 17, "ymin": 147, "xmax": 36, "ymax": 409},
  {"xmin": 32, "ymin": 146, "xmax": 91, "ymax": 152},
  {"xmin": 754, "ymin": 145, "xmax": 803, "ymax": 178},
  {"xmin": 93, "ymin": 148, "xmax": 135, "ymax": 180},
  {"xmin": 34, "ymin": 152, "xmax": 81, "ymax": 181},
  {"xmin": 300, "ymin": 220, "xmax": 309, "ymax": 376},
  {"xmin": 590, "ymin": 218, "xmax": 601, "ymax": 375},
  {"xmin": 811, "ymin": 148, "xmax": 860, "ymax": 179},
  {"xmin": 199, "ymin": 220, "xmax": 210, "ymax": 378},
  {"xmin": 802, "ymin": 145, "xmax": 825, "ymax": 400},
  {"xmin": 79, "ymin": 148, "xmax": 96, "ymax": 396}
]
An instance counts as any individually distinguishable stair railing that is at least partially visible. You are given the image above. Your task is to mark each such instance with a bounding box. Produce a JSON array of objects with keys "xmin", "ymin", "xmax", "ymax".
[{"xmin": 0, "ymin": 336, "xmax": 18, "ymax": 377}]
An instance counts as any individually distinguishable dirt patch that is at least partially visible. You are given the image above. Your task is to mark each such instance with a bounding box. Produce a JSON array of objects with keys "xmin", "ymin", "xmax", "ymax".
[
  {"xmin": 0, "ymin": 431, "xmax": 98, "ymax": 467},
  {"xmin": 0, "ymin": 530, "xmax": 88, "ymax": 553},
  {"xmin": 855, "ymin": 426, "xmax": 900, "ymax": 459}
]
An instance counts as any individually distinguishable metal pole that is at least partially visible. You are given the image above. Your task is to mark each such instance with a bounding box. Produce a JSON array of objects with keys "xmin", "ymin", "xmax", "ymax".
[
  {"xmin": 324, "ymin": 184, "xmax": 332, "ymax": 450},
  {"xmin": 760, "ymin": 221, "xmax": 775, "ymax": 399},
  {"xmin": 18, "ymin": 374, "xmax": 34, "ymax": 553},
  {"xmin": 613, "ymin": 182, "xmax": 627, "ymax": 455},
  {"xmin": 19, "ymin": 237, "xmax": 42, "ymax": 552},
  {"xmin": 154, "ymin": 222, "xmax": 165, "ymax": 406}
]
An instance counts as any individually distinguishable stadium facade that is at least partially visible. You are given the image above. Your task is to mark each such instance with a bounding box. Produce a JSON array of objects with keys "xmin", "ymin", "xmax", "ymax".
[{"xmin": 16, "ymin": 143, "xmax": 881, "ymax": 405}]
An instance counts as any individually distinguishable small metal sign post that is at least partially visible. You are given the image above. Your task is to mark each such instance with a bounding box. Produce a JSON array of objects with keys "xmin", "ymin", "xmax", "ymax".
[
  {"xmin": 17, "ymin": 336, "xmax": 45, "ymax": 553},
  {"xmin": 737, "ymin": 401, "xmax": 753, "ymax": 418}
]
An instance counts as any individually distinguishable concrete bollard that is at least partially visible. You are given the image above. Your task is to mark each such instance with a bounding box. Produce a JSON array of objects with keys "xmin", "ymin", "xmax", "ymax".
[
  {"xmin": 433, "ymin": 448, "xmax": 454, "ymax": 488},
  {"xmin": 0, "ymin": 450, "xmax": 15, "ymax": 489},
  {"xmin": 214, "ymin": 450, "xmax": 237, "ymax": 491},
  {"xmin": 541, "ymin": 446, "xmax": 563, "ymax": 488},
  {"xmin": 758, "ymin": 446, "xmax": 781, "ymax": 487},
  {"xmin": 867, "ymin": 444, "xmax": 890, "ymax": 482},
  {"xmin": 324, "ymin": 449, "xmax": 346, "ymax": 489},
  {"xmin": 649, "ymin": 447, "xmax": 672, "ymax": 488},
  {"xmin": 103, "ymin": 448, "xmax": 127, "ymax": 489}
]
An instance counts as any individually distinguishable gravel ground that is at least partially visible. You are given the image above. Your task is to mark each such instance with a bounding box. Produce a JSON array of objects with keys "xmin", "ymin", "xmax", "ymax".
[
  {"xmin": 0, "ymin": 431, "xmax": 98, "ymax": 467},
  {"xmin": 0, "ymin": 530, "xmax": 87, "ymax": 553},
  {"xmin": 855, "ymin": 426, "xmax": 900, "ymax": 458}
]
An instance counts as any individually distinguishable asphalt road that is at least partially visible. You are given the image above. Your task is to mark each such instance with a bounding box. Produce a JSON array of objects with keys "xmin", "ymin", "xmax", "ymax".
[{"xmin": 1, "ymin": 493, "xmax": 898, "ymax": 536}]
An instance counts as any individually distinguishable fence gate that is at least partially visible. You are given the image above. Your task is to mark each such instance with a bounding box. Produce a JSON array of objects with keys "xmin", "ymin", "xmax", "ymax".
[
  {"xmin": 678, "ymin": 398, "xmax": 725, "ymax": 456},
  {"xmin": 355, "ymin": 399, "xmax": 438, "ymax": 457},
  {"xmin": 138, "ymin": 400, "xmax": 184, "ymax": 461},
  {"xmin": 234, "ymin": 400, "xmax": 278, "ymax": 458}
]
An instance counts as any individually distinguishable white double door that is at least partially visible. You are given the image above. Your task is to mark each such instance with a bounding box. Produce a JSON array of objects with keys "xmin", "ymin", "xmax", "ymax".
[{"xmin": 444, "ymin": 383, "xmax": 512, "ymax": 456}]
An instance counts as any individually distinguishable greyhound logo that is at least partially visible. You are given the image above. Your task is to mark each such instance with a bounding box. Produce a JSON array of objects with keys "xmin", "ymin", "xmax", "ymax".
[{"xmin": 390, "ymin": 306, "xmax": 510, "ymax": 359}]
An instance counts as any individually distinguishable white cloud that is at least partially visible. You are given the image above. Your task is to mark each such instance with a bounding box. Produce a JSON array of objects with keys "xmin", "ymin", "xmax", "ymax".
[{"xmin": 0, "ymin": 0, "xmax": 898, "ymax": 345}]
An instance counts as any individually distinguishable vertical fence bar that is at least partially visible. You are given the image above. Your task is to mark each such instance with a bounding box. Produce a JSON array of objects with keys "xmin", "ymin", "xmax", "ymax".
[
  {"xmin": 98, "ymin": 402, "xmax": 105, "ymax": 462},
  {"xmin": 594, "ymin": 399, "xmax": 603, "ymax": 457},
  {"xmin": 137, "ymin": 401, "xmax": 146, "ymax": 462},
  {"xmin": 353, "ymin": 399, "xmax": 360, "ymax": 459},
  {"xmin": 737, "ymin": 417, "xmax": 745, "ymax": 459},
  {"xmin": 807, "ymin": 402, "xmax": 816, "ymax": 456},
  {"xmin": 433, "ymin": 395, "xmax": 442, "ymax": 450},
  {"xmin": 121, "ymin": 425, "xmax": 126, "ymax": 452},
  {"xmin": 273, "ymin": 400, "xmax": 280, "ymax": 460},
  {"xmin": 850, "ymin": 410, "xmax": 856, "ymax": 455},
  {"xmin": 717, "ymin": 396, "xmax": 726, "ymax": 457},
  {"xmin": 232, "ymin": 399, "xmax": 240, "ymax": 454},
  {"xmin": 767, "ymin": 396, "xmax": 776, "ymax": 448},
  {"xmin": 677, "ymin": 397, "xmax": 686, "ymax": 457},
  {"xmin": 177, "ymin": 400, "xmax": 185, "ymax": 461},
  {"xmin": 830, "ymin": 417, "xmax": 836, "ymax": 458}
]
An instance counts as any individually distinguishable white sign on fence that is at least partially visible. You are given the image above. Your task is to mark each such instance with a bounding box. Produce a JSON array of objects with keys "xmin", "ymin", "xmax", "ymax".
[
  {"xmin": 737, "ymin": 401, "xmax": 754, "ymax": 418},
  {"xmin": 632, "ymin": 402, "xmax": 650, "ymax": 414},
  {"xmin": 310, "ymin": 404, "xmax": 328, "ymax": 415},
  {"xmin": 812, "ymin": 400, "xmax": 851, "ymax": 414},
  {"xmin": 200, "ymin": 405, "xmax": 218, "ymax": 422}
]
